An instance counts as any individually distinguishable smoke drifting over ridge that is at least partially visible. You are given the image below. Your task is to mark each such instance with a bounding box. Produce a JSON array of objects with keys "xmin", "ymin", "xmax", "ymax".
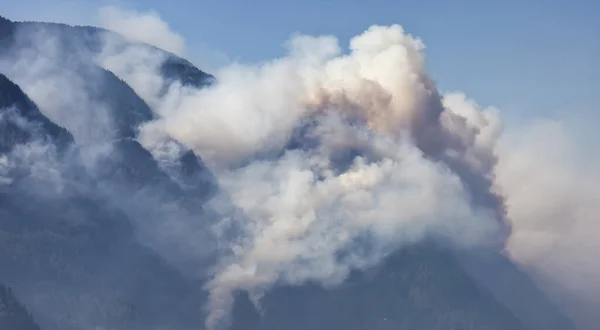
[
  {"xmin": 0, "ymin": 16, "xmax": 220, "ymax": 284},
  {"xmin": 0, "ymin": 26, "xmax": 115, "ymax": 150},
  {"xmin": 99, "ymin": 6, "xmax": 186, "ymax": 57},
  {"xmin": 2, "ymin": 5, "xmax": 598, "ymax": 330},
  {"xmin": 96, "ymin": 12, "xmax": 510, "ymax": 329},
  {"xmin": 95, "ymin": 8, "xmax": 600, "ymax": 329}
]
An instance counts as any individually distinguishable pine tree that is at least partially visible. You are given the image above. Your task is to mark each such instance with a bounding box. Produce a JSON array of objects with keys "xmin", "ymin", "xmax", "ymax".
[{"xmin": 0, "ymin": 281, "xmax": 41, "ymax": 330}]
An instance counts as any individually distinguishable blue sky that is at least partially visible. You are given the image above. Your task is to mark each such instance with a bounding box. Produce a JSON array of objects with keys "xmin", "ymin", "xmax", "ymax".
[{"xmin": 1, "ymin": 0, "xmax": 598, "ymax": 126}]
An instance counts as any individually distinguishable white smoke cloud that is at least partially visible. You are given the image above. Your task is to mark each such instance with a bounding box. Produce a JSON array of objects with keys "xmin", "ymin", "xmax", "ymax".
[
  {"xmin": 99, "ymin": 5, "xmax": 186, "ymax": 57},
  {"xmin": 105, "ymin": 12, "xmax": 600, "ymax": 327},
  {"xmin": 101, "ymin": 21, "xmax": 508, "ymax": 329},
  {"xmin": 203, "ymin": 130, "xmax": 503, "ymax": 329}
]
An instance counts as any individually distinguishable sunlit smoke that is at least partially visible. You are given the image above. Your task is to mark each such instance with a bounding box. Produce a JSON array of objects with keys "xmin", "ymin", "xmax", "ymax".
[
  {"xmin": 99, "ymin": 5, "xmax": 186, "ymax": 57},
  {"xmin": 99, "ymin": 21, "xmax": 508, "ymax": 329}
]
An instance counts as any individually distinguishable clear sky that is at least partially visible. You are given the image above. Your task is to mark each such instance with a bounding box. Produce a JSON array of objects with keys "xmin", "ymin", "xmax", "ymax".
[{"xmin": 1, "ymin": 0, "xmax": 598, "ymax": 126}]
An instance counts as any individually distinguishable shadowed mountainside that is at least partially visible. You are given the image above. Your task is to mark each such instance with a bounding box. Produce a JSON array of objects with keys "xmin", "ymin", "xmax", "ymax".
[{"xmin": 0, "ymin": 71, "xmax": 211, "ymax": 330}]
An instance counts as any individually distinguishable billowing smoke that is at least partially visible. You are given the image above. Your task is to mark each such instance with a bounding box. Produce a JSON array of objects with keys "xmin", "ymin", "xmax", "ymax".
[
  {"xmin": 98, "ymin": 16, "xmax": 508, "ymax": 328},
  {"xmin": 3, "ymin": 5, "xmax": 598, "ymax": 330},
  {"xmin": 96, "ymin": 8, "xmax": 600, "ymax": 329}
]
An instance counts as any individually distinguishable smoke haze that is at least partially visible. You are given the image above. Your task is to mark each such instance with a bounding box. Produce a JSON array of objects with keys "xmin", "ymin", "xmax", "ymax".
[
  {"xmin": 93, "ymin": 7, "xmax": 600, "ymax": 329},
  {"xmin": 99, "ymin": 6, "xmax": 186, "ymax": 57},
  {"xmin": 1, "ymin": 5, "xmax": 598, "ymax": 330},
  {"xmin": 495, "ymin": 120, "xmax": 600, "ymax": 330}
]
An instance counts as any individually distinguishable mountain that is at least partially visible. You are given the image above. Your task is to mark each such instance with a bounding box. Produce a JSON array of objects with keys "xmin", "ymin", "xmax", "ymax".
[
  {"xmin": 1, "ymin": 17, "xmax": 214, "ymax": 88},
  {"xmin": 0, "ymin": 15, "xmax": 216, "ymax": 201},
  {"xmin": 458, "ymin": 249, "xmax": 578, "ymax": 330},
  {"xmin": 0, "ymin": 71, "xmax": 211, "ymax": 330},
  {"xmin": 230, "ymin": 246, "xmax": 528, "ymax": 330},
  {"xmin": 227, "ymin": 245, "xmax": 575, "ymax": 330},
  {"xmin": 0, "ymin": 14, "xmax": 577, "ymax": 330}
]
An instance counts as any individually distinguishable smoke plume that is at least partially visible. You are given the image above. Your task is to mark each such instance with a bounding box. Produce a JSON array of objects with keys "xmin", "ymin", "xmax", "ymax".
[
  {"xmin": 100, "ymin": 9, "xmax": 600, "ymax": 328},
  {"xmin": 4, "ymin": 5, "xmax": 598, "ymax": 329},
  {"xmin": 99, "ymin": 17, "xmax": 508, "ymax": 328}
]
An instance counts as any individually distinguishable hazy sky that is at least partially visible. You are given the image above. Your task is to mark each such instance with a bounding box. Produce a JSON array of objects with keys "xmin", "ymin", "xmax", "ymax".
[{"xmin": 1, "ymin": 0, "xmax": 598, "ymax": 125}]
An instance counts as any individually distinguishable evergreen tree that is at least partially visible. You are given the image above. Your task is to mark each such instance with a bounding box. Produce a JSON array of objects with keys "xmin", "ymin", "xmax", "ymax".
[{"xmin": 0, "ymin": 281, "xmax": 41, "ymax": 330}]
